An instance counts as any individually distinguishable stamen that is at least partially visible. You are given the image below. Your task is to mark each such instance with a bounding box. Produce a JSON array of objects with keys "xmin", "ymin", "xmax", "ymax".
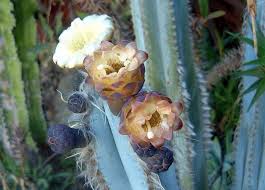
[
  {"xmin": 146, "ymin": 121, "xmax": 154, "ymax": 139},
  {"xmin": 149, "ymin": 111, "xmax": 161, "ymax": 128},
  {"xmin": 97, "ymin": 64, "xmax": 115, "ymax": 72},
  {"xmin": 107, "ymin": 58, "xmax": 124, "ymax": 73},
  {"xmin": 161, "ymin": 119, "xmax": 169, "ymax": 129}
]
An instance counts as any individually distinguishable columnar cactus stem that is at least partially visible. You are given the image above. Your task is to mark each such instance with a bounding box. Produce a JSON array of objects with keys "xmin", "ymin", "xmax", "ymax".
[
  {"xmin": 0, "ymin": 19, "xmax": 27, "ymax": 180},
  {"xmin": 13, "ymin": 0, "xmax": 47, "ymax": 145},
  {"xmin": 103, "ymin": 103, "xmax": 164, "ymax": 190},
  {"xmin": 131, "ymin": 0, "xmax": 212, "ymax": 189},
  {"xmin": 233, "ymin": 2, "xmax": 265, "ymax": 189},
  {"xmin": 0, "ymin": 0, "xmax": 35, "ymax": 148}
]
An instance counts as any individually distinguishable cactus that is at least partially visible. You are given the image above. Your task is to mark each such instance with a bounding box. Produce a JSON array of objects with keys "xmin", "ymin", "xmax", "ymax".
[
  {"xmin": 131, "ymin": 0, "xmax": 212, "ymax": 189},
  {"xmin": 0, "ymin": 0, "xmax": 30, "ymax": 184},
  {"xmin": 0, "ymin": 0, "xmax": 35, "ymax": 149},
  {"xmin": 47, "ymin": 0, "xmax": 265, "ymax": 190},
  {"xmin": 207, "ymin": 48, "xmax": 242, "ymax": 88},
  {"xmin": 45, "ymin": 0, "xmax": 214, "ymax": 189},
  {"xmin": 233, "ymin": 1, "xmax": 265, "ymax": 189},
  {"xmin": 13, "ymin": 0, "xmax": 47, "ymax": 145},
  {"xmin": 47, "ymin": 0, "xmax": 212, "ymax": 189}
]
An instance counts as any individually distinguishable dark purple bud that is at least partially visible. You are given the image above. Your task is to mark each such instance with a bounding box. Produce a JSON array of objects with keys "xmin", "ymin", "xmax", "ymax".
[
  {"xmin": 145, "ymin": 147, "xmax": 174, "ymax": 173},
  {"xmin": 131, "ymin": 143, "xmax": 157, "ymax": 157},
  {"xmin": 67, "ymin": 92, "xmax": 89, "ymax": 113},
  {"xmin": 47, "ymin": 124, "xmax": 89, "ymax": 154},
  {"xmin": 131, "ymin": 143, "xmax": 174, "ymax": 173}
]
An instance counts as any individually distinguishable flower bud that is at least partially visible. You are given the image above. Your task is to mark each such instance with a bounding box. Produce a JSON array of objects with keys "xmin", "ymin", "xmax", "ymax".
[
  {"xmin": 67, "ymin": 92, "xmax": 89, "ymax": 113},
  {"xmin": 47, "ymin": 124, "xmax": 89, "ymax": 154},
  {"xmin": 132, "ymin": 143, "xmax": 174, "ymax": 173}
]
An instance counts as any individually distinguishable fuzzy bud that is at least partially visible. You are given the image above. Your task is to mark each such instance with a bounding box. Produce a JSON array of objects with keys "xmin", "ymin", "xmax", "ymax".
[
  {"xmin": 47, "ymin": 124, "xmax": 89, "ymax": 154},
  {"xmin": 67, "ymin": 92, "xmax": 89, "ymax": 113},
  {"xmin": 132, "ymin": 143, "xmax": 174, "ymax": 173}
]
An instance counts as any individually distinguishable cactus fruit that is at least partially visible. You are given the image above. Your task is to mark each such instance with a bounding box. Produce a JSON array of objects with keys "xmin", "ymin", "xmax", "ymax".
[
  {"xmin": 47, "ymin": 124, "xmax": 89, "ymax": 154},
  {"xmin": 67, "ymin": 92, "xmax": 89, "ymax": 113},
  {"xmin": 119, "ymin": 91, "xmax": 183, "ymax": 148}
]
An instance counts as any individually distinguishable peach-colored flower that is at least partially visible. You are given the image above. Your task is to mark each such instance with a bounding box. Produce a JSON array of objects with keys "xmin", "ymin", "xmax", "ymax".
[
  {"xmin": 119, "ymin": 91, "xmax": 184, "ymax": 148},
  {"xmin": 84, "ymin": 41, "xmax": 148, "ymax": 101}
]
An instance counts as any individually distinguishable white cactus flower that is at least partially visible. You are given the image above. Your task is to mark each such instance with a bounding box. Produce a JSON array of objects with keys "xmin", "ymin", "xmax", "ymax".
[{"xmin": 53, "ymin": 14, "xmax": 114, "ymax": 68}]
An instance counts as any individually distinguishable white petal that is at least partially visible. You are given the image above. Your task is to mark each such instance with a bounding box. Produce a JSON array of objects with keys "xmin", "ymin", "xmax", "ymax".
[{"xmin": 53, "ymin": 15, "xmax": 114, "ymax": 68}]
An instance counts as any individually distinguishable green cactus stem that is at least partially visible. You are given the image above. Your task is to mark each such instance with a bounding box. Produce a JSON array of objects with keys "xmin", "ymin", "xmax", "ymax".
[
  {"xmin": 0, "ymin": 0, "xmax": 35, "ymax": 149},
  {"xmin": 13, "ymin": 0, "xmax": 47, "ymax": 145}
]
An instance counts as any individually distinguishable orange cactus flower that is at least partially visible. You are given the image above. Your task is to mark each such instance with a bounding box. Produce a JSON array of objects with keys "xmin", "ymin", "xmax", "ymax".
[
  {"xmin": 84, "ymin": 41, "xmax": 148, "ymax": 101},
  {"xmin": 119, "ymin": 91, "xmax": 184, "ymax": 148}
]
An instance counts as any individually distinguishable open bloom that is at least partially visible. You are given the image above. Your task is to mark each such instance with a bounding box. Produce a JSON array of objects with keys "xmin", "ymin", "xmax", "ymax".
[
  {"xmin": 119, "ymin": 91, "xmax": 184, "ymax": 148},
  {"xmin": 84, "ymin": 41, "xmax": 148, "ymax": 101},
  {"xmin": 53, "ymin": 15, "xmax": 114, "ymax": 68}
]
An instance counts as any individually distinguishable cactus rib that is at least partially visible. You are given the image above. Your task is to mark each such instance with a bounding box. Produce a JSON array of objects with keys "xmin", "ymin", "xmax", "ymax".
[
  {"xmin": 0, "ymin": 0, "xmax": 35, "ymax": 149},
  {"xmin": 13, "ymin": 0, "xmax": 47, "ymax": 145}
]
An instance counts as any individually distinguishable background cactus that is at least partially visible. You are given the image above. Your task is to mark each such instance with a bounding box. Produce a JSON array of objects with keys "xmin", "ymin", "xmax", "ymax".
[
  {"xmin": 0, "ymin": 0, "xmax": 35, "ymax": 149},
  {"xmin": 13, "ymin": 0, "xmax": 47, "ymax": 145},
  {"xmin": 233, "ymin": 1, "xmax": 265, "ymax": 189},
  {"xmin": 1, "ymin": 1, "xmax": 76, "ymax": 189},
  {"xmin": 0, "ymin": 0, "xmax": 34, "ymax": 188},
  {"xmin": 0, "ymin": 1, "xmax": 34, "ymax": 146}
]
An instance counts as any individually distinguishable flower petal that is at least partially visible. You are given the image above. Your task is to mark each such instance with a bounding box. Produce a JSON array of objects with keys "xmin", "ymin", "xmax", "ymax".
[
  {"xmin": 135, "ymin": 50, "xmax": 148, "ymax": 63},
  {"xmin": 53, "ymin": 15, "xmax": 114, "ymax": 68},
  {"xmin": 100, "ymin": 41, "xmax": 114, "ymax": 50},
  {"xmin": 150, "ymin": 137, "xmax": 164, "ymax": 148}
]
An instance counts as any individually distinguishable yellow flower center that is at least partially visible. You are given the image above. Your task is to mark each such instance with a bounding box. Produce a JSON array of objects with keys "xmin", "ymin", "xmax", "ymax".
[
  {"xmin": 70, "ymin": 37, "xmax": 87, "ymax": 52},
  {"xmin": 105, "ymin": 57, "xmax": 125, "ymax": 75},
  {"xmin": 68, "ymin": 30, "xmax": 97, "ymax": 52},
  {"xmin": 142, "ymin": 111, "xmax": 161, "ymax": 132}
]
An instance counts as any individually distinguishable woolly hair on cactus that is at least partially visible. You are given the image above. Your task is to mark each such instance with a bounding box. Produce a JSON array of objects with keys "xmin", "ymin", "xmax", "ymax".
[{"xmin": 233, "ymin": 1, "xmax": 265, "ymax": 189}]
